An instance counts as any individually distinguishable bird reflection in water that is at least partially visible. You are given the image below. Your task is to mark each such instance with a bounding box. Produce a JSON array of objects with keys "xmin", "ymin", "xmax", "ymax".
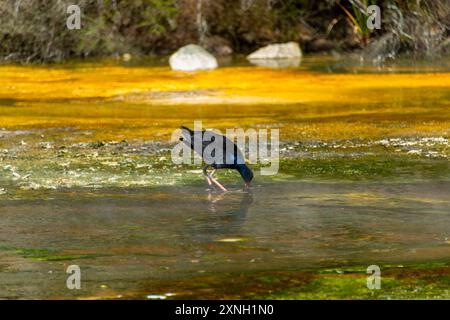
[{"xmin": 193, "ymin": 190, "xmax": 254, "ymax": 241}]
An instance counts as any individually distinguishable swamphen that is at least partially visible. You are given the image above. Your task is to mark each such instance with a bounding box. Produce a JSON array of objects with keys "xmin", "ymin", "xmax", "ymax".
[{"xmin": 180, "ymin": 126, "xmax": 253, "ymax": 191}]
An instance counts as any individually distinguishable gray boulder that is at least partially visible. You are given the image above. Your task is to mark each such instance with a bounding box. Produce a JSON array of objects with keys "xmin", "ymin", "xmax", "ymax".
[
  {"xmin": 247, "ymin": 42, "xmax": 302, "ymax": 60},
  {"xmin": 248, "ymin": 57, "xmax": 301, "ymax": 69},
  {"xmin": 169, "ymin": 44, "xmax": 218, "ymax": 71}
]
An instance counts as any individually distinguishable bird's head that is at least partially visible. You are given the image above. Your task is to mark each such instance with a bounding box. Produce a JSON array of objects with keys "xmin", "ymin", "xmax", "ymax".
[{"xmin": 236, "ymin": 164, "xmax": 253, "ymax": 189}]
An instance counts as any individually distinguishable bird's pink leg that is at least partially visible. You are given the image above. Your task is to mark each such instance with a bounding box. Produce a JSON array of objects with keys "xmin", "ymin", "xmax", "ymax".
[
  {"xmin": 210, "ymin": 176, "xmax": 227, "ymax": 192},
  {"xmin": 208, "ymin": 170, "xmax": 228, "ymax": 192},
  {"xmin": 203, "ymin": 166, "xmax": 227, "ymax": 192}
]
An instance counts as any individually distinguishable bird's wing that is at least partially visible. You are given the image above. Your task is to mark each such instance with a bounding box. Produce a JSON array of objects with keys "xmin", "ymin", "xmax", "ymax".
[
  {"xmin": 205, "ymin": 131, "xmax": 246, "ymax": 166},
  {"xmin": 223, "ymin": 134, "xmax": 246, "ymax": 165},
  {"xmin": 180, "ymin": 128, "xmax": 246, "ymax": 166}
]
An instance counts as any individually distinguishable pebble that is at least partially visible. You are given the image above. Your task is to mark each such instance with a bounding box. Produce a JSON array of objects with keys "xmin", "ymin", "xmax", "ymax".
[{"xmin": 147, "ymin": 295, "xmax": 167, "ymax": 300}]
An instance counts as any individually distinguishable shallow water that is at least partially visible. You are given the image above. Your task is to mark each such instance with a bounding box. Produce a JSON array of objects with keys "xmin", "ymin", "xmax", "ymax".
[
  {"xmin": 0, "ymin": 55, "xmax": 449, "ymax": 299},
  {"xmin": 0, "ymin": 181, "xmax": 449, "ymax": 299}
]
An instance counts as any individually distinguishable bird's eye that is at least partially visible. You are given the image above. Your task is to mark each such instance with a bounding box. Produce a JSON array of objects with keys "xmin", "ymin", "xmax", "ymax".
[{"xmin": 179, "ymin": 137, "xmax": 184, "ymax": 141}]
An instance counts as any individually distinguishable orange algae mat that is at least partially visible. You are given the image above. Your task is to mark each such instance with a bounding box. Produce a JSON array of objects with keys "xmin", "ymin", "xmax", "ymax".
[{"xmin": 0, "ymin": 63, "xmax": 449, "ymax": 141}]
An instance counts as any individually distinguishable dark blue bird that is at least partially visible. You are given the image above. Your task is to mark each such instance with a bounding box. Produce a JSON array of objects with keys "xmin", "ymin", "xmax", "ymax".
[{"xmin": 180, "ymin": 126, "xmax": 253, "ymax": 191}]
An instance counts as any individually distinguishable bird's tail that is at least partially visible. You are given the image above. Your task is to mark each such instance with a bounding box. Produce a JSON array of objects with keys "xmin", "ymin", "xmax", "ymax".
[
  {"xmin": 179, "ymin": 126, "xmax": 195, "ymax": 147},
  {"xmin": 180, "ymin": 126, "xmax": 194, "ymax": 135}
]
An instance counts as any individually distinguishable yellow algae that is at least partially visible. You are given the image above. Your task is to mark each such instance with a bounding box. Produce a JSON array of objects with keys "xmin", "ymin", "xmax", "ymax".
[
  {"xmin": 1, "ymin": 65, "xmax": 450, "ymax": 104},
  {"xmin": 0, "ymin": 61, "xmax": 449, "ymax": 142}
]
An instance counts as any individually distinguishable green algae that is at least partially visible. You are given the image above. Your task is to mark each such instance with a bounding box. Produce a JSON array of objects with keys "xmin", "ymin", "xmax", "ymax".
[
  {"xmin": 14, "ymin": 248, "xmax": 108, "ymax": 261},
  {"xmin": 260, "ymin": 262, "xmax": 450, "ymax": 300},
  {"xmin": 12, "ymin": 246, "xmax": 174, "ymax": 261},
  {"xmin": 280, "ymin": 155, "xmax": 450, "ymax": 182},
  {"xmin": 0, "ymin": 137, "xmax": 448, "ymax": 194}
]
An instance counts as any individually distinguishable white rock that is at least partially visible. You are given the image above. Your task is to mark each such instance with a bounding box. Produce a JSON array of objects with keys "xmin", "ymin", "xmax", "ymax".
[
  {"xmin": 247, "ymin": 42, "xmax": 302, "ymax": 60},
  {"xmin": 122, "ymin": 53, "xmax": 132, "ymax": 61},
  {"xmin": 147, "ymin": 295, "xmax": 167, "ymax": 300},
  {"xmin": 169, "ymin": 44, "xmax": 218, "ymax": 71},
  {"xmin": 249, "ymin": 57, "xmax": 301, "ymax": 68}
]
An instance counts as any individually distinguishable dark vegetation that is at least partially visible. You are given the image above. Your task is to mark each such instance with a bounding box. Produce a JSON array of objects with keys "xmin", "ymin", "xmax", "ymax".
[{"xmin": 0, "ymin": 0, "xmax": 449, "ymax": 62}]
